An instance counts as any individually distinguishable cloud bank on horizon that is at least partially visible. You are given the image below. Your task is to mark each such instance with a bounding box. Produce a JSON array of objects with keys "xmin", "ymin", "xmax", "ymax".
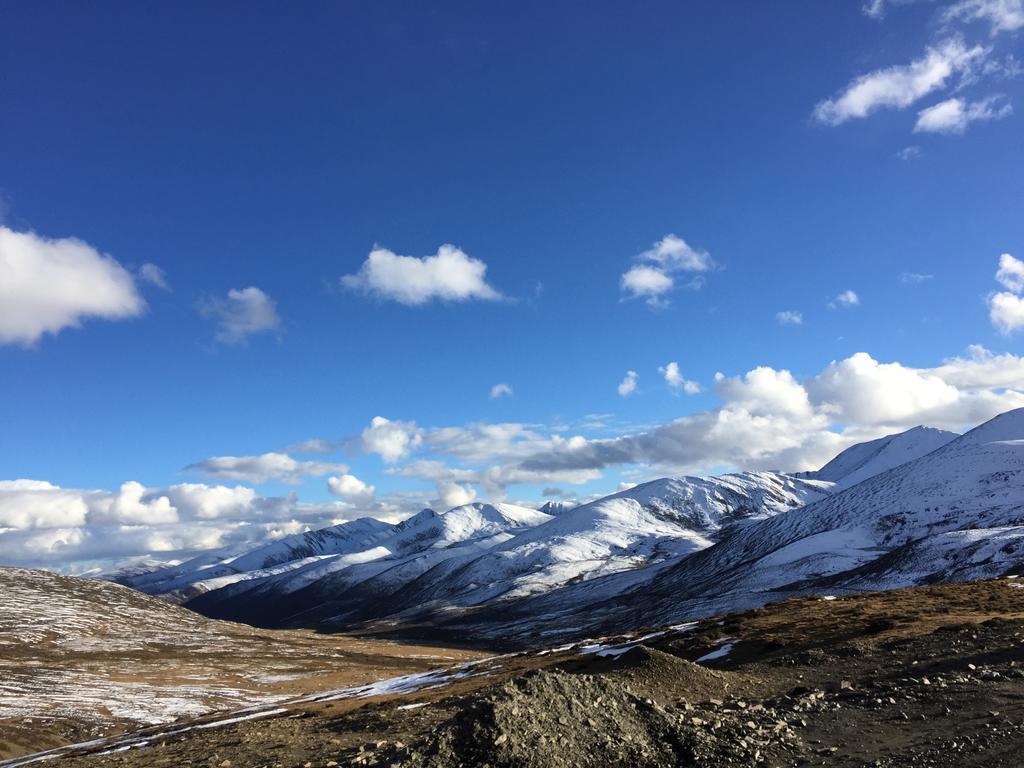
[{"xmin": 3, "ymin": 340, "xmax": 1023, "ymax": 572}]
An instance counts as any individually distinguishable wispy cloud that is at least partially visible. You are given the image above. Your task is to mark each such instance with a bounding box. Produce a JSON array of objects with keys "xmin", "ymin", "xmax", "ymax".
[
  {"xmin": 185, "ymin": 452, "xmax": 347, "ymax": 484},
  {"xmin": 829, "ymin": 289, "xmax": 860, "ymax": 309},
  {"xmin": 899, "ymin": 271, "xmax": 935, "ymax": 284},
  {"xmin": 942, "ymin": 0, "xmax": 1024, "ymax": 36},
  {"xmin": 198, "ymin": 287, "xmax": 281, "ymax": 345},
  {"xmin": 914, "ymin": 94, "xmax": 1012, "ymax": 133},
  {"xmin": 814, "ymin": 38, "xmax": 987, "ymax": 126}
]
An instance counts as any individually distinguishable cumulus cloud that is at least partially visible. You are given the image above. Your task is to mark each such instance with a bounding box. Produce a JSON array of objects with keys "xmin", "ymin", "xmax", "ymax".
[
  {"xmin": 185, "ymin": 452, "xmax": 347, "ymax": 484},
  {"xmin": 914, "ymin": 95, "xmax": 1012, "ymax": 133},
  {"xmin": 0, "ymin": 226, "xmax": 146, "ymax": 346},
  {"xmin": 830, "ymin": 289, "xmax": 860, "ymax": 309},
  {"xmin": 517, "ymin": 350, "xmax": 1024, "ymax": 478},
  {"xmin": 0, "ymin": 480, "xmax": 90, "ymax": 529},
  {"xmin": 490, "ymin": 383, "xmax": 514, "ymax": 399},
  {"xmin": 341, "ymin": 244, "xmax": 503, "ymax": 305},
  {"xmin": 199, "ymin": 287, "xmax": 281, "ymax": 345},
  {"xmin": 776, "ymin": 310, "xmax": 803, "ymax": 325},
  {"xmin": 620, "ymin": 234, "xmax": 714, "ymax": 307},
  {"xmin": 989, "ymin": 254, "xmax": 1024, "ymax": 333},
  {"xmin": 929, "ymin": 344, "xmax": 1024, "ymax": 388},
  {"xmin": 163, "ymin": 483, "xmax": 257, "ymax": 520},
  {"xmin": 813, "ymin": 38, "xmax": 987, "ymax": 125},
  {"xmin": 659, "ymin": 362, "xmax": 700, "ymax": 394},
  {"xmin": 434, "ymin": 481, "xmax": 477, "ymax": 509},
  {"xmin": 361, "ymin": 416, "xmax": 423, "ymax": 462},
  {"xmin": 896, "ymin": 145, "xmax": 923, "ymax": 160},
  {"xmin": 990, "ymin": 292, "xmax": 1024, "ymax": 333},
  {"xmin": 91, "ymin": 481, "xmax": 178, "ymax": 525},
  {"xmin": 327, "ymin": 473, "xmax": 376, "ymax": 503},
  {"xmin": 617, "ymin": 370, "xmax": 639, "ymax": 397},
  {"xmin": 995, "ymin": 253, "xmax": 1024, "ymax": 292},
  {"xmin": 943, "ymin": 0, "xmax": 1024, "ymax": 35}
]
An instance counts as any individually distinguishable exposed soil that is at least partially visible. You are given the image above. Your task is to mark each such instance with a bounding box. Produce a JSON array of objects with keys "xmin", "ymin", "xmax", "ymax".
[{"xmin": 10, "ymin": 577, "xmax": 1024, "ymax": 767}]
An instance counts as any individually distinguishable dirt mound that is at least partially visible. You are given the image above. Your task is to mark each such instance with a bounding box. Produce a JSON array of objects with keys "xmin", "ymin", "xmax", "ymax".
[
  {"xmin": 594, "ymin": 645, "xmax": 738, "ymax": 702},
  {"xmin": 398, "ymin": 667, "xmax": 695, "ymax": 768}
]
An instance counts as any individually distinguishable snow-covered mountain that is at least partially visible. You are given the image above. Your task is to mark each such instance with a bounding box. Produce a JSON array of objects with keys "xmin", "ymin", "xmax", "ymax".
[
  {"xmin": 457, "ymin": 409, "xmax": 1024, "ymax": 643},
  {"xmin": 119, "ymin": 420, "xmax": 974, "ymax": 639},
  {"xmin": 797, "ymin": 425, "xmax": 956, "ymax": 490}
]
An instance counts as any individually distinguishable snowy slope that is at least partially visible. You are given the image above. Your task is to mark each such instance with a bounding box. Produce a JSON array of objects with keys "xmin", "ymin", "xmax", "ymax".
[
  {"xmin": 801, "ymin": 425, "xmax": 956, "ymax": 490},
  {"xmin": 122, "ymin": 423, "xmax": 972, "ymax": 638},
  {"xmin": 116, "ymin": 516, "xmax": 396, "ymax": 601},
  {"xmin": 512, "ymin": 408, "xmax": 1024, "ymax": 639},
  {"xmin": 179, "ymin": 503, "xmax": 554, "ymax": 624},
  {"xmin": 183, "ymin": 471, "xmax": 831, "ymax": 629}
]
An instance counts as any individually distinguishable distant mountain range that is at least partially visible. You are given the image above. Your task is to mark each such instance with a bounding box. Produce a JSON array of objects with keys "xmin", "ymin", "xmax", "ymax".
[{"xmin": 110, "ymin": 413, "xmax": 1024, "ymax": 646}]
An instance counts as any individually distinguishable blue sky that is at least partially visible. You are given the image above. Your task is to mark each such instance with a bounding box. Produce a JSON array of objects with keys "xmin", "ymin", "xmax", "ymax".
[{"xmin": 2, "ymin": 0, "xmax": 1024, "ymax": 570}]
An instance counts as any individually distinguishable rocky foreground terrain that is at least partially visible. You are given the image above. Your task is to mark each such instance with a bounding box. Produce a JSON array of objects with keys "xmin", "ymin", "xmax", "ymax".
[
  {"xmin": 0, "ymin": 568, "xmax": 483, "ymax": 762},
  {"xmin": 7, "ymin": 577, "xmax": 1024, "ymax": 767}
]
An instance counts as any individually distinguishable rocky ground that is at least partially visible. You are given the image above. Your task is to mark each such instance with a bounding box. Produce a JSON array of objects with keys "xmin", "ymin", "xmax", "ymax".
[
  {"xmin": 7, "ymin": 577, "xmax": 1024, "ymax": 767},
  {"xmin": 0, "ymin": 568, "xmax": 484, "ymax": 762}
]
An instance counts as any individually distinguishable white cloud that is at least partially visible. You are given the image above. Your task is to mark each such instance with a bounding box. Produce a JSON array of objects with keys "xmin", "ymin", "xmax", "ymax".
[
  {"xmin": 830, "ymin": 289, "xmax": 860, "ymax": 309},
  {"xmin": 620, "ymin": 265, "xmax": 674, "ymax": 304},
  {"xmin": 776, "ymin": 310, "xmax": 803, "ymax": 325},
  {"xmin": 341, "ymin": 244, "xmax": 503, "ymax": 305},
  {"xmin": 0, "ymin": 478, "xmax": 414, "ymax": 571},
  {"xmin": 327, "ymin": 473, "xmax": 376, "ymax": 503},
  {"xmin": 990, "ymin": 291, "xmax": 1024, "ymax": 333},
  {"xmin": 995, "ymin": 253, "xmax": 1024, "ymax": 292},
  {"xmin": 199, "ymin": 287, "xmax": 281, "ymax": 345},
  {"xmin": 163, "ymin": 483, "xmax": 258, "ymax": 520},
  {"xmin": 185, "ymin": 452, "xmax": 347, "ymax": 484},
  {"xmin": 434, "ymin": 481, "xmax": 477, "ymax": 509},
  {"xmin": 813, "ymin": 38, "xmax": 988, "ymax": 125},
  {"xmin": 0, "ymin": 226, "xmax": 146, "ymax": 346},
  {"xmin": 988, "ymin": 254, "xmax": 1024, "ymax": 333},
  {"xmin": 896, "ymin": 145, "xmax": 923, "ymax": 160},
  {"xmin": 490, "ymin": 383, "xmax": 514, "ymax": 399},
  {"xmin": 929, "ymin": 344, "xmax": 1024, "ymax": 388},
  {"xmin": 0, "ymin": 480, "xmax": 89, "ymax": 529},
  {"xmin": 617, "ymin": 370, "xmax": 639, "ymax": 397},
  {"xmin": 138, "ymin": 263, "xmax": 169, "ymax": 290},
  {"xmin": 518, "ymin": 349, "xmax": 1024, "ymax": 478},
  {"xmin": 943, "ymin": 0, "xmax": 1024, "ymax": 35},
  {"xmin": 92, "ymin": 481, "xmax": 178, "ymax": 525},
  {"xmin": 808, "ymin": 352, "xmax": 962, "ymax": 425},
  {"xmin": 620, "ymin": 234, "xmax": 714, "ymax": 307},
  {"xmin": 659, "ymin": 362, "xmax": 700, "ymax": 394},
  {"xmin": 361, "ymin": 416, "xmax": 423, "ymax": 462},
  {"xmin": 639, "ymin": 234, "xmax": 715, "ymax": 272},
  {"xmin": 914, "ymin": 95, "xmax": 1012, "ymax": 133}
]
